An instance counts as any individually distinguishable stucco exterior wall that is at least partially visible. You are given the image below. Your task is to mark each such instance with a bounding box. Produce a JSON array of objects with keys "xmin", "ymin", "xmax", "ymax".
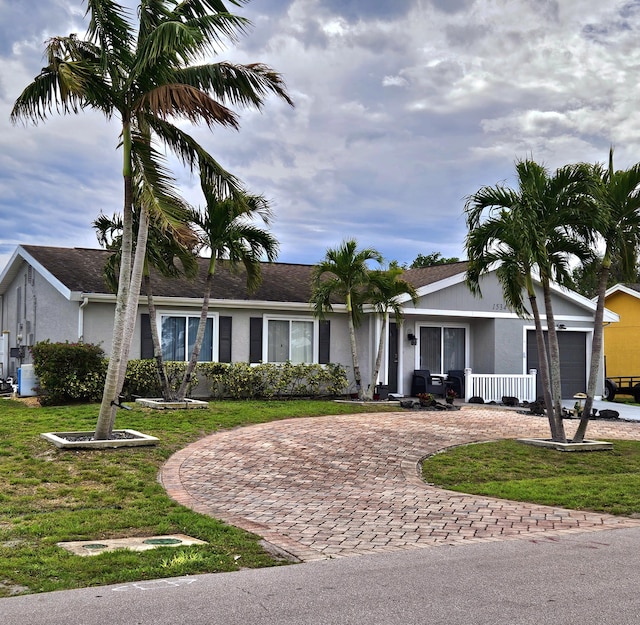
[
  {"xmin": 421, "ymin": 276, "xmax": 510, "ymax": 314},
  {"xmin": 82, "ymin": 300, "xmax": 353, "ymax": 375},
  {"xmin": 1, "ymin": 261, "xmax": 79, "ymax": 375},
  {"xmin": 468, "ymin": 318, "xmax": 496, "ymax": 373},
  {"xmin": 603, "ymin": 291, "xmax": 640, "ymax": 377}
]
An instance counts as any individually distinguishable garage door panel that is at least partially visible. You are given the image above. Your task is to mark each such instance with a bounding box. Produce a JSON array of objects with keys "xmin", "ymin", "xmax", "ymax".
[{"xmin": 527, "ymin": 331, "xmax": 586, "ymax": 398}]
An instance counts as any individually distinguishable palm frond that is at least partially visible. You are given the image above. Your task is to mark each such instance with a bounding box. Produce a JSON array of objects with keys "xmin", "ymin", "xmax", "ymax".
[
  {"xmin": 139, "ymin": 83, "xmax": 239, "ymax": 128},
  {"xmin": 85, "ymin": 0, "xmax": 135, "ymax": 68},
  {"xmin": 175, "ymin": 61, "xmax": 294, "ymax": 108}
]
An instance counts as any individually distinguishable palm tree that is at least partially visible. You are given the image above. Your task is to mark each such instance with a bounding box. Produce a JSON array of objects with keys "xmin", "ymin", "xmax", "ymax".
[
  {"xmin": 174, "ymin": 190, "xmax": 279, "ymax": 401},
  {"xmin": 364, "ymin": 267, "xmax": 417, "ymax": 400},
  {"xmin": 574, "ymin": 150, "xmax": 640, "ymax": 442},
  {"xmin": 465, "ymin": 206, "xmax": 563, "ymax": 440},
  {"xmin": 465, "ymin": 160, "xmax": 593, "ymax": 442},
  {"xmin": 94, "ymin": 208, "xmax": 200, "ymax": 401},
  {"xmin": 311, "ymin": 240, "xmax": 383, "ymax": 400},
  {"xmin": 12, "ymin": 0, "xmax": 292, "ymax": 439}
]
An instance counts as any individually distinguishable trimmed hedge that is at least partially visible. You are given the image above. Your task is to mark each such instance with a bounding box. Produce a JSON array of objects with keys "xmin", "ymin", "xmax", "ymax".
[
  {"xmin": 30, "ymin": 341, "xmax": 348, "ymax": 404},
  {"xmin": 207, "ymin": 362, "xmax": 348, "ymax": 400}
]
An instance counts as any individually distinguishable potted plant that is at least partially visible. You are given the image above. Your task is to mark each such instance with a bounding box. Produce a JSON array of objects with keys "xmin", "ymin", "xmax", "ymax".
[
  {"xmin": 418, "ymin": 392, "xmax": 435, "ymax": 407},
  {"xmin": 446, "ymin": 388, "xmax": 457, "ymax": 405}
]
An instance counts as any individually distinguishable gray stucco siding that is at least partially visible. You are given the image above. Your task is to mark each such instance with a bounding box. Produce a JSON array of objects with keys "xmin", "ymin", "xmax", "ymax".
[
  {"xmin": 1, "ymin": 263, "xmax": 78, "ymax": 365},
  {"xmin": 417, "ymin": 277, "xmax": 511, "ymax": 314},
  {"xmin": 468, "ymin": 318, "xmax": 496, "ymax": 374},
  {"xmin": 82, "ymin": 302, "xmax": 119, "ymax": 356}
]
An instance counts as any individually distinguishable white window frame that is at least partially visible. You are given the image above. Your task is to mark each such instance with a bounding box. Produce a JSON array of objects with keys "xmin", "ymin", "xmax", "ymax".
[
  {"xmin": 158, "ymin": 311, "xmax": 219, "ymax": 362},
  {"xmin": 414, "ymin": 322, "xmax": 469, "ymax": 374},
  {"xmin": 263, "ymin": 315, "xmax": 319, "ymax": 364}
]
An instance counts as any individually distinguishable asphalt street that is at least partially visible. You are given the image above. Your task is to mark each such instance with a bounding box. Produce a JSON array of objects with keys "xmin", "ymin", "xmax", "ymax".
[{"xmin": 3, "ymin": 526, "xmax": 640, "ymax": 625}]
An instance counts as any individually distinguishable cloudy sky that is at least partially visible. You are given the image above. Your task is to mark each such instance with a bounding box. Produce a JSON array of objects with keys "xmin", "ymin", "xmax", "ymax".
[{"xmin": 2, "ymin": 0, "xmax": 640, "ymax": 271}]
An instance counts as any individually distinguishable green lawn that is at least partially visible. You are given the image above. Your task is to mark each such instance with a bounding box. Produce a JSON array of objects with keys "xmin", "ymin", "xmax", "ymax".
[
  {"xmin": 5, "ymin": 398, "xmax": 640, "ymax": 598},
  {"xmin": 422, "ymin": 438, "xmax": 640, "ymax": 516},
  {"xmin": 0, "ymin": 397, "xmax": 396, "ymax": 597}
]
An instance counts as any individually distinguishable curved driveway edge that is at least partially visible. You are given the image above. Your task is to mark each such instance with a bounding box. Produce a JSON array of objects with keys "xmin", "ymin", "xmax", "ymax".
[{"xmin": 160, "ymin": 407, "xmax": 640, "ymax": 561}]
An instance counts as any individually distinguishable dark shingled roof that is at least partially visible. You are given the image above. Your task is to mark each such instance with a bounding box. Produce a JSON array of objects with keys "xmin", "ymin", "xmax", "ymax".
[
  {"xmin": 402, "ymin": 261, "xmax": 470, "ymax": 288},
  {"xmin": 21, "ymin": 245, "xmax": 468, "ymax": 303}
]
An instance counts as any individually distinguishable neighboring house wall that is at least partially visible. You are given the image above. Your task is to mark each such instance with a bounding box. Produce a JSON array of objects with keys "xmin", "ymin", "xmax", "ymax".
[{"xmin": 603, "ymin": 289, "xmax": 640, "ymax": 377}]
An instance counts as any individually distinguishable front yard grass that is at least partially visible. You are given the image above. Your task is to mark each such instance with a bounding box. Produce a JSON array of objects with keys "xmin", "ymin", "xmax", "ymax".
[
  {"xmin": 0, "ymin": 397, "xmax": 396, "ymax": 597},
  {"xmin": 422, "ymin": 438, "xmax": 640, "ymax": 516}
]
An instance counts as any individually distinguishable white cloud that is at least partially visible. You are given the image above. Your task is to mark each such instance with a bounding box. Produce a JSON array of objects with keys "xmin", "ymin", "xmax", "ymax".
[{"xmin": 2, "ymin": 0, "xmax": 640, "ymax": 271}]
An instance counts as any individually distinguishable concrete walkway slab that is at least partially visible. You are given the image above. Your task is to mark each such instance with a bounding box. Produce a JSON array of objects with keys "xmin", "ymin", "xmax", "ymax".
[{"xmin": 160, "ymin": 406, "xmax": 640, "ymax": 562}]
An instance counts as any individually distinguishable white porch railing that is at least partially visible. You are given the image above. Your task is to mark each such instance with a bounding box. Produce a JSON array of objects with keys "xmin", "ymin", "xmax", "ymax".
[{"xmin": 464, "ymin": 368, "xmax": 537, "ymax": 403}]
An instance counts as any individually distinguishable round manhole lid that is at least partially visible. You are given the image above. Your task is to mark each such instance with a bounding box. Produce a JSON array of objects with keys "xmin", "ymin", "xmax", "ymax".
[{"xmin": 83, "ymin": 543, "xmax": 108, "ymax": 551}]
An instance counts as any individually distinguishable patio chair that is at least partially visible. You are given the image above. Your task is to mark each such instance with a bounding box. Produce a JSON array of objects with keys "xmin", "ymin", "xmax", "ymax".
[
  {"xmin": 411, "ymin": 370, "xmax": 446, "ymax": 397},
  {"xmin": 446, "ymin": 369, "xmax": 465, "ymax": 399}
]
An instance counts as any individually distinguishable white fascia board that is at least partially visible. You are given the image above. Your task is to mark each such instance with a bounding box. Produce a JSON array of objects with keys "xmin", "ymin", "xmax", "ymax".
[
  {"xmin": 401, "ymin": 307, "xmax": 518, "ymax": 319},
  {"xmin": 400, "ymin": 306, "xmax": 610, "ymax": 323},
  {"xmin": 604, "ymin": 309, "xmax": 621, "ymax": 322},
  {"xmin": 603, "ymin": 283, "xmax": 640, "ymax": 300},
  {"xmin": 395, "ymin": 271, "xmax": 467, "ymax": 303},
  {"xmin": 79, "ymin": 293, "xmax": 350, "ymax": 314},
  {"xmin": 529, "ymin": 269, "xmax": 598, "ymax": 312},
  {"xmin": 0, "ymin": 246, "xmax": 73, "ymax": 299}
]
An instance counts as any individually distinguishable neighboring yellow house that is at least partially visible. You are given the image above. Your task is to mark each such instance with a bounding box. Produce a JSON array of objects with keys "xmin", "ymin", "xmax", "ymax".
[{"xmin": 604, "ymin": 284, "xmax": 640, "ymax": 377}]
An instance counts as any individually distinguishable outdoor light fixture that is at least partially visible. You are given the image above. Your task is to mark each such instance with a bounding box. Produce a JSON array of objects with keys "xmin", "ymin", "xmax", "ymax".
[
  {"xmin": 556, "ymin": 324, "xmax": 566, "ymax": 330},
  {"xmin": 407, "ymin": 332, "xmax": 417, "ymax": 346}
]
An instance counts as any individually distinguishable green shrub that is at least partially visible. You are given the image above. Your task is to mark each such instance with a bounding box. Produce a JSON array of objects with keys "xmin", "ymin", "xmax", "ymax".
[
  {"xmin": 30, "ymin": 341, "xmax": 107, "ymax": 405},
  {"xmin": 29, "ymin": 342, "xmax": 348, "ymax": 404},
  {"xmin": 204, "ymin": 362, "xmax": 348, "ymax": 399},
  {"xmin": 121, "ymin": 360, "xmax": 200, "ymax": 399}
]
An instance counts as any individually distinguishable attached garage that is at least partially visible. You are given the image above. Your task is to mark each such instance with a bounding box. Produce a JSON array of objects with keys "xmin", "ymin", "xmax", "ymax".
[{"xmin": 526, "ymin": 330, "xmax": 588, "ymax": 398}]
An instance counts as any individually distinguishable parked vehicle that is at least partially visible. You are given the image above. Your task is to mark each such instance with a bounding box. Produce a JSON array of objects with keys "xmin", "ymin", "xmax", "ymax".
[{"xmin": 604, "ymin": 376, "xmax": 640, "ymax": 402}]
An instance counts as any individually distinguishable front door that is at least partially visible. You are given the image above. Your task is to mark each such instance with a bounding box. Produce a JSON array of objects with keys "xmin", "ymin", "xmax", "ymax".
[{"xmin": 387, "ymin": 322, "xmax": 398, "ymax": 393}]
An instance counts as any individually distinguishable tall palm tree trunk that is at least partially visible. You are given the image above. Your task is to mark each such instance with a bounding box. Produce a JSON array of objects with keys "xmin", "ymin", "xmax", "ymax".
[
  {"xmin": 346, "ymin": 293, "xmax": 364, "ymax": 399},
  {"xmin": 144, "ymin": 272, "xmax": 174, "ymax": 401},
  {"xmin": 95, "ymin": 126, "xmax": 135, "ymax": 440},
  {"xmin": 116, "ymin": 207, "xmax": 150, "ymax": 399},
  {"xmin": 365, "ymin": 313, "xmax": 388, "ymax": 401},
  {"xmin": 542, "ymin": 279, "xmax": 567, "ymax": 442},
  {"xmin": 176, "ymin": 265, "xmax": 214, "ymax": 401},
  {"xmin": 574, "ymin": 262, "xmax": 610, "ymax": 442},
  {"xmin": 528, "ymin": 287, "xmax": 559, "ymax": 441}
]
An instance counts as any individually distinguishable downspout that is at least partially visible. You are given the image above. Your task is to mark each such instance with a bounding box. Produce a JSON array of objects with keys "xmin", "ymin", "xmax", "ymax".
[{"xmin": 78, "ymin": 296, "xmax": 89, "ymax": 341}]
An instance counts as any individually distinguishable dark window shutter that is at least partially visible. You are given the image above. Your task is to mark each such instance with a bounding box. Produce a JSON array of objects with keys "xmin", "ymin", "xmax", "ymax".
[
  {"xmin": 140, "ymin": 314, "xmax": 154, "ymax": 359},
  {"xmin": 218, "ymin": 316, "xmax": 232, "ymax": 363},
  {"xmin": 319, "ymin": 320, "xmax": 330, "ymax": 364},
  {"xmin": 249, "ymin": 317, "xmax": 263, "ymax": 363}
]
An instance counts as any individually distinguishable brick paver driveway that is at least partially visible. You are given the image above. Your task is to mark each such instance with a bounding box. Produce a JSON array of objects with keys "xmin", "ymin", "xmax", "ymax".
[{"xmin": 160, "ymin": 406, "xmax": 640, "ymax": 561}]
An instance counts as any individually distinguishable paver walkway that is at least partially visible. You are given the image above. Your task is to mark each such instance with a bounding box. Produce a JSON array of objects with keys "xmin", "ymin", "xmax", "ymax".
[{"xmin": 160, "ymin": 406, "xmax": 640, "ymax": 561}]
